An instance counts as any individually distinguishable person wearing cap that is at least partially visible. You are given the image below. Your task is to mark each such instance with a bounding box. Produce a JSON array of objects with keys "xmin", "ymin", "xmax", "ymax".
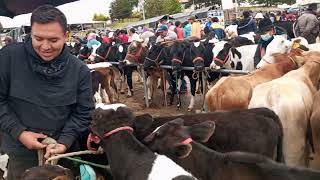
[
  {"xmin": 253, "ymin": 18, "xmax": 277, "ymax": 67},
  {"xmin": 86, "ymin": 32, "xmax": 101, "ymax": 49},
  {"xmin": 189, "ymin": 16, "xmax": 201, "ymax": 39},
  {"xmin": 237, "ymin": 11, "xmax": 257, "ymax": 35},
  {"xmin": 155, "ymin": 25, "xmax": 177, "ymax": 43},
  {"xmin": 295, "ymin": 6, "xmax": 319, "ymax": 44}
]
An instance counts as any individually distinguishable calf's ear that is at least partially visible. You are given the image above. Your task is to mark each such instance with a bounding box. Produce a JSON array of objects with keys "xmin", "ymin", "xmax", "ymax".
[
  {"xmin": 133, "ymin": 113, "xmax": 154, "ymax": 132},
  {"xmin": 231, "ymin": 48, "xmax": 242, "ymax": 59},
  {"xmin": 174, "ymin": 144, "xmax": 192, "ymax": 158},
  {"xmin": 188, "ymin": 121, "xmax": 216, "ymax": 143}
]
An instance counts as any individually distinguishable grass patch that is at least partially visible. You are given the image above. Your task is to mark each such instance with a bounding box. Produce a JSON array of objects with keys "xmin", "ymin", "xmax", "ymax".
[{"xmin": 111, "ymin": 18, "xmax": 141, "ymax": 29}]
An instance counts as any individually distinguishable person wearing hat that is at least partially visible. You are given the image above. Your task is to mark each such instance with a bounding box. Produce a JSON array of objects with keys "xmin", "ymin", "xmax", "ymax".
[
  {"xmin": 294, "ymin": 5, "xmax": 319, "ymax": 44},
  {"xmin": 189, "ymin": 16, "xmax": 201, "ymax": 39},
  {"xmin": 86, "ymin": 32, "xmax": 101, "ymax": 48},
  {"xmin": 155, "ymin": 25, "xmax": 177, "ymax": 43},
  {"xmin": 237, "ymin": 11, "xmax": 257, "ymax": 35},
  {"xmin": 253, "ymin": 18, "xmax": 277, "ymax": 67},
  {"xmin": 254, "ymin": 12, "xmax": 264, "ymax": 24}
]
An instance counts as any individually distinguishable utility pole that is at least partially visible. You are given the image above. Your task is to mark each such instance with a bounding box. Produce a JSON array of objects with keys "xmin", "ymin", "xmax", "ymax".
[{"xmin": 140, "ymin": 0, "xmax": 146, "ymax": 20}]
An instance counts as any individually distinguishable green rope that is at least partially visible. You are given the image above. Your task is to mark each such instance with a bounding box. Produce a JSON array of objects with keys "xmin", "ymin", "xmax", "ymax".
[{"xmin": 62, "ymin": 157, "xmax": 110, "ymax": 170}]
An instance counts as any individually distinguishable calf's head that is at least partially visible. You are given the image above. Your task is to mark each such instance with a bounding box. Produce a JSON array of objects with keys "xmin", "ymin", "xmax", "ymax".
[
  {"xmin": 21, "ymin": 165, "xmax": 74, "ymax": 180},
  {"xmin": 124, "ymin": 41, "xmax": 146, "ymax": 65},
  {"xmin": 91, "ymin": 107, "xmax": 135, "ymax": 138},
  {"xmin": 213, "ymin": 42, "xmax": 241, "ymax": 68},
  {"xmin": 144, "ymin": 43, "xmax": 165, "ymax": 70},
  {"xmin": 144, "ymin": 118, "xmax": 215, "ymax": 158},
  {"xmin": 190, "ymin": 41, "xmax": 206, "ymax": 71}
]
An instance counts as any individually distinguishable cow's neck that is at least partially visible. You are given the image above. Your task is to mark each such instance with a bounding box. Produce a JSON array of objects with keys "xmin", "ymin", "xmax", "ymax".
[
  {"xmin": 278, "ymin": 59, "xmax": 296, "ymax": 75},
  {"xmin": 173, "ymin": 141, "xmax": 223, "ymax": 179},
  {"xmin": 303, "ymin": 62, "xmax": 320, "ymax": 91},
  {"xmin": 101, "ymin": 130, "xmax": 154, "ymax": 177}
]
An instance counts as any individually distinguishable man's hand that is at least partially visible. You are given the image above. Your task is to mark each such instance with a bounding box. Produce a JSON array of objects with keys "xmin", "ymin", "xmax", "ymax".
[
  {"xmin": 44, "ymin": 143, "xmax": 67, "ymax": 159},
  {"xmin": 18, "ymin": 131, "xmax": 47, "ymax": 150}
]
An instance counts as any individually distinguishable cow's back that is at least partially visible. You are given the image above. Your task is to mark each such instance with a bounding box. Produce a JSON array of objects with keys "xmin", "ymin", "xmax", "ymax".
[
  {"xmin": 135, "ymin": 108, "xmax": 282, "ymax": 160},
  {"xmin": 249, "ymin": 74, "xmax": 313, "ymax": 166}
]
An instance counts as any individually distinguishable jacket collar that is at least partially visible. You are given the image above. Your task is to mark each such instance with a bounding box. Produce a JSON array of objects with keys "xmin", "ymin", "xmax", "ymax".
[{"xmin": 24, "ymin": 37, "xmax": 70, "ymax": 80}]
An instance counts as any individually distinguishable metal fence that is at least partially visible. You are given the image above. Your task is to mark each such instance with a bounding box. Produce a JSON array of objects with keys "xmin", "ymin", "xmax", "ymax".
[{"xmin": 103, "ymin": 61, "xmax": 249, "ymax": 108}]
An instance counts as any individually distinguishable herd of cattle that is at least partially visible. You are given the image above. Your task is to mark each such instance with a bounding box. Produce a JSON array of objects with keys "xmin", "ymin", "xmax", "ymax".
[{"xmin": 14, "ymin": 33, "xmax": 320, "ymax": 179}]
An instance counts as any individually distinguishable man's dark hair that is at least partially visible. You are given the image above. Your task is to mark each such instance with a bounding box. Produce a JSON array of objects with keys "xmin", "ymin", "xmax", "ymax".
[
  {"xmin": 212, "ymin": 17, "xmax": 219, "ymax": 22},
  {"xmin": 175, "ymin": 21, "xmax": 181, "ymax": 27},
  {"xmin": 129, "ymin": 28, "xmax": 136, "ymax": 33},
  {"xmin": 31, "ymin": 5, "xmax": 68, "ymax": 32}
]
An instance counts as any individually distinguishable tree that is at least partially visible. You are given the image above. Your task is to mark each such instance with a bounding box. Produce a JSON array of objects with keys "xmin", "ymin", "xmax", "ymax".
[
  {"xmin": 110, "ymin": 0, "xmax": 135, "ymax": 21},
  {"xmin": 248, "ymin": 0, "xmax": 295, "ymax": 6},
  {"xmin": 144, "ymin": 0, "xmax": 182, "ymax": 18},
  {"xmin": 93, "ymin": 13, "xmax": 110, "ymax": 21},
  {"xmin": 184, "ymin": 0, "xmax": 221, "ymax": 9}
]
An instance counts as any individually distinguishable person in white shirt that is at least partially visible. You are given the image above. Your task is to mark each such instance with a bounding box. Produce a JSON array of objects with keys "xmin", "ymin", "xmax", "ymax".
[
  {"xmin": 155, "ymin": 25, "xmax": 177, "ymax": 43},
  {"xmin": 128, "ymin": 28, "xmax": 140, "ymax": 42}
]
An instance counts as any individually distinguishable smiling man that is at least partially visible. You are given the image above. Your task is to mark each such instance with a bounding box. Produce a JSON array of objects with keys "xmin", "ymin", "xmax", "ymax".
[{"xmin": 0, "ymin": 5, "xmax": 94, "ymax": 179}]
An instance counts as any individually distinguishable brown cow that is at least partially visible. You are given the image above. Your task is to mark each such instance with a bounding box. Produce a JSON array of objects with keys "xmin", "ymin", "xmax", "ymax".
[
  {"xmin": 144, "ymin": 118, "xmax": 320, "ymax": 180},
  {"xmin": 88, "ymin": 63, "xmax": 119, "ymax": 104},
  {"xmin": 205, "ymin": 49, "xmax": 304, "ymax": 112}
]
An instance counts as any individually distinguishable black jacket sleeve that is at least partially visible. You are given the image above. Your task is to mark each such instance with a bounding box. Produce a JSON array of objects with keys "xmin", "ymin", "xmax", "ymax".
[
  {"xmin": 0, "ymin": 47, "xmax": 27, "ymax": 140},
  {"xmin": 253, "ymin": 44, "xmax": 262, "ymax": 67},
  {"xmin": 57, "ymin": 65, "xmax": 94, "ymax": 149}
]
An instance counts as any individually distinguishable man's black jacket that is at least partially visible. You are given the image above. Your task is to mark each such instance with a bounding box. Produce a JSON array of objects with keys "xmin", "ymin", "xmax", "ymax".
[{"xmin": 0, "ymin": 38, "xmax": 94, "ymax": 155}]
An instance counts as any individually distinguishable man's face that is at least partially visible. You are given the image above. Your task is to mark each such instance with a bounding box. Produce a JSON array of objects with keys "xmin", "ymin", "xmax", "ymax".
[
  {"xmin": 31, "ymin": 21, "xmax": 67, "ymax": 61},
  {"xmin": 160, "ymin": 31, "xmax": 168, "ymax": 37}
]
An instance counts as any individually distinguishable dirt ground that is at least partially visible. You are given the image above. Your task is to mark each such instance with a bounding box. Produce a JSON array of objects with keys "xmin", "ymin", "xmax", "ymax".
[{"xmin": 117, "ymin": 71, "xmax": 206, "ymax": 117}]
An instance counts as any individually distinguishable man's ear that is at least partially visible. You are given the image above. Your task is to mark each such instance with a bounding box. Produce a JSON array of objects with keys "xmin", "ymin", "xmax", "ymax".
[
  {"xmin": 231, "ymin": 47, "xmax": 242, "ymax": 59},
  {"xmin": 188, "ymin": 121, "xmax": 216, "ymax": 143},
  {"xmin": 174, "ymin": 144, "xmax": 192, "ymax": 158}
]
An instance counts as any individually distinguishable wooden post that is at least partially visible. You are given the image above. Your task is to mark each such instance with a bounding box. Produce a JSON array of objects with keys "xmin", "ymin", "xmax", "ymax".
[
  {"xmin": 141, "ymin": 65, "xmax": 149, "ymax": 108},
  {"xmin": 162, "ymin": 70, "xmax": 168, "ymax": 107}
]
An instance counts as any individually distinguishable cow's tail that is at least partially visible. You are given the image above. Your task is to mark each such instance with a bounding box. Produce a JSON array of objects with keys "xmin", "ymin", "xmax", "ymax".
[
  {"xmin": 110, "ymin": 68, "xmax": 119, "ymax": 101},
  {"xmin": 307, "ymin": 116, "xmax": 315, "ymax": 154}
]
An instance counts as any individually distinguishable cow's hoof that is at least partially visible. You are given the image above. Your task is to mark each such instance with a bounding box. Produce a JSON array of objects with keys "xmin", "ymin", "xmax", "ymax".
[
  {"xmin": 187, "ymin": 108, "xmax": 193, "ymax": 112},
  {"xmin": 120, "ymin": 91, "xmax": 125, "ymax": 94},
  {"xmin": 196, "ymin": 90, "xmax": 201, "ymax": 94}
]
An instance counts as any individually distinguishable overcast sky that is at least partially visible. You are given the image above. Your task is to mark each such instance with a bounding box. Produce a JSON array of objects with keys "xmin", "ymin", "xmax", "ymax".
[{"xmin": 58, "ymin": 0, "xmax": 111, "ymax": 17}]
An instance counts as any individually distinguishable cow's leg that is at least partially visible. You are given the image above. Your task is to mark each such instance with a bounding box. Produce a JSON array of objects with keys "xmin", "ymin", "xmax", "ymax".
[
  {"xmin": 146, "ymin": 76, "xmax": 152, "ymax": 101},
  {"xmin": 101, "ymin": 88, "xmax": 109, "ymax": 104},
  {"xmin": 94, "ymin": 83, "xmax": 103, "ymax": 104},
  {"xmin": 187, "ymin": 74, "xmax": 197, "ymax": 111},
  {"xmin": 176, "ymin": 76, "xmax": 182, "ymax": 110},
  {"xmin": 107, "ymin": 76, "xmax": 114, "ymax": 104},
  {"xmin": 125, "ymin": 66, "xmax": 134, "ymax": 97},
  {"xmin": 136, "ymin": 66, "xmax": 144, "ymax": 83}
]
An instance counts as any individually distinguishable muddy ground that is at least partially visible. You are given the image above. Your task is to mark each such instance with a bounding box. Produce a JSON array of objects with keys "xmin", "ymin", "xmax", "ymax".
[{"xmin": 117, "ymin": 71, "xmax": 206, "ymax": 117}]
